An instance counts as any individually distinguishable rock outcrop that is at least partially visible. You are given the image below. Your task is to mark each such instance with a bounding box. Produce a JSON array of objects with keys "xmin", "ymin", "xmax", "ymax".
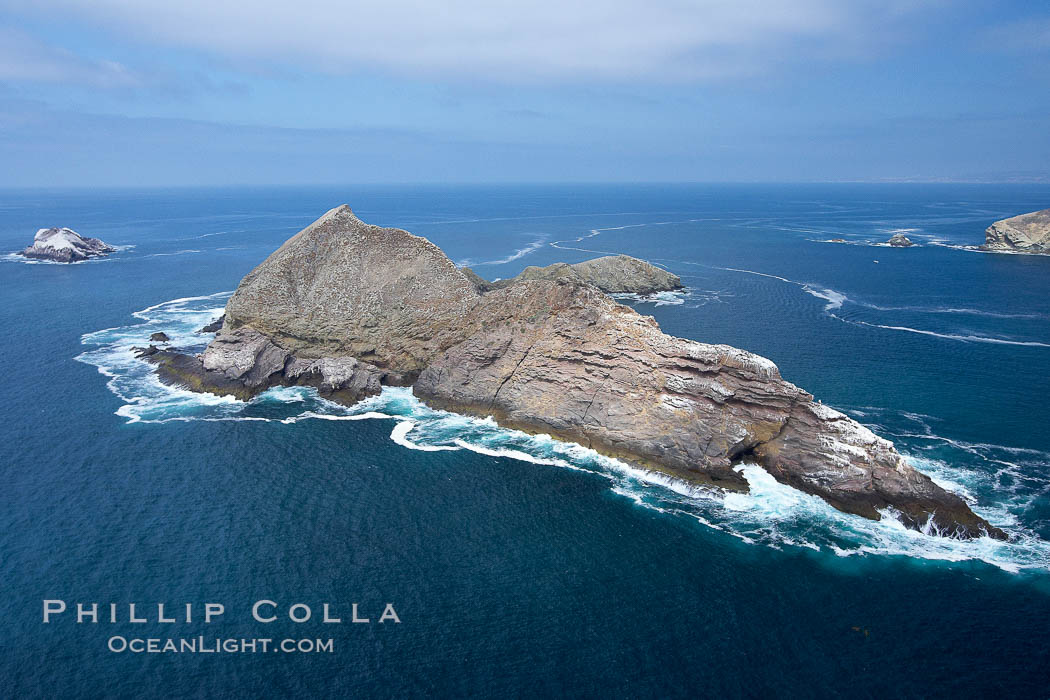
[
  {"xmin": 151, "ymin": 205, "xmax": 1004, "ymax": 540},
  {"xmin": 198, "ymin": 315, "xmax": 225, "ymax": 334},
  {"xmin": 459, "ymin": 267, "xmax": 495, "ymax": 293},
  {"xmin": 981, "ymin": 209, "xmax": 1050, "ymax": 253},
  {"xmin": 19, "ymin": 227, "xmax": 115, "ymax": 263},
  {"xmin": 887, "ymin": 233, "xmax": 915, "ymax": 247},
  {"xmin": 466, "ymin": 255, "xmax": 683, "ymax": 296},
  {"xmin": 149, "ymin": 326, "xmax": 387, "ymax": 405}
]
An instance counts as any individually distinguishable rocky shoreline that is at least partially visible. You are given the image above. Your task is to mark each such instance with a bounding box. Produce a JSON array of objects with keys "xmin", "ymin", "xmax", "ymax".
[
  {"xmin": 981, "ymin": 208, "xmax": 1050, "ymax": 254},
  {"xmin": 146, "ymin": 205, "xmax": 1004, "ymax": 539}
]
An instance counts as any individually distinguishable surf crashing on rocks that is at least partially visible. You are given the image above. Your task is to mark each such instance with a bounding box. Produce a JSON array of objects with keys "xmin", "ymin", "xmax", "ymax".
[{"xmin": 75, "ymin": 292, "xmax": 1050, "ymax": 575}]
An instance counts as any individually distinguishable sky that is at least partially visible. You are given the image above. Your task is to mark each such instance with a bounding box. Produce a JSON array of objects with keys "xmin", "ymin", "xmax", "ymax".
[{"xmin": 0, "ymin": 0, "xmax": 1048, "ymax": 186}]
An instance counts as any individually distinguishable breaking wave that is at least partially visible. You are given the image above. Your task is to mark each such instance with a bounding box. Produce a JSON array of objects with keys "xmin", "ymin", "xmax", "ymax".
[
  {"xmin": 609, "ymin": 290, "xmax": 688, "ymax": 306},
  {"xmin": 73, "ymin": 292, "xmax": 1050, "ymax": 575}
]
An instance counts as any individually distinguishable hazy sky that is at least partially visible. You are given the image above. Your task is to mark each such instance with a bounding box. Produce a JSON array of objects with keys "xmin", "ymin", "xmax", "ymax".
[{"xmin": 1, "ymin": 1, "xmax": 1048, "ymax": 186}]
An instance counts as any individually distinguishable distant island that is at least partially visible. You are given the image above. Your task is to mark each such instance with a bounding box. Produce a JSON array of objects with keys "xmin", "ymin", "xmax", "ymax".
[
  {"xmin": 981, "ymin": 208, "xmax": 1050, "ymax": 254},
  {"xmin": 462, "ymin": 255, "xmax": 683, "ymax": 295},
  {"xmin": 20, "ymin": 227, "xmax": 115, "ymax": 263},
  {"xmin": 145, "ymin": 205, "xmax": 1002, "ymax": 540}
]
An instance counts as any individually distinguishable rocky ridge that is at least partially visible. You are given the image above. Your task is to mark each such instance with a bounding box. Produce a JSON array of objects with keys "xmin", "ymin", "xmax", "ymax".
[
  {"xmin": 149, "ymin": 205, "xmax": 1004, "ymax": 539},
  {"xmin": 464, "ymin": 255, "xmax": 683, "ymax": 295}
]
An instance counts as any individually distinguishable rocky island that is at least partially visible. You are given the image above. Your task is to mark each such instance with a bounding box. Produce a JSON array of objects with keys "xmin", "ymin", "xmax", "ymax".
[
  {"xmin": 19, "ymin": 227, "xmax": 115, "ymax": 262},
  {"xmin": 463, "ymin": 255, "xmax": 683, "ymax": 295},
  {"xmin": 147, "ymin": 205, "xmax": 1003, "ymax": 539},
  {"xmin": 981, "ymin": 208, "xmax": 1050, "ymax": 254},
  {"xmin": 886, "ymin": 233, "xmax": 915, "ymax": 247}
]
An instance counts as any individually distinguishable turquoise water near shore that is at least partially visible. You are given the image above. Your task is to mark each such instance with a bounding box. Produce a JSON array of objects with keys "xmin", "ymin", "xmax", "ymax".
[{"xmin": 2, "ymin": 184, "xmax": 1050, "ymax": 697}]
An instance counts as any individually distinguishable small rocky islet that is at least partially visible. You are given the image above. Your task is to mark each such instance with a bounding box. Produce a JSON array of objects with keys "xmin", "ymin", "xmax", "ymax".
[
  {"xmin": 144, "ymin": 205, "xmax": 1003, "ymax": 540},
  {"xmin": 463, "ymin": 255, "xmax": 683, "ymax": 295},
  {"xmin": 19, "ymin": 227, "xmax": 115, "ymax": 263}
]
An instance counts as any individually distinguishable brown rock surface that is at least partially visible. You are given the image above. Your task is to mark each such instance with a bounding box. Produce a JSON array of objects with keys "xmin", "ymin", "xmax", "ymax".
[{"xmin": 223, "ymin": 205, "xmax": 480, "ymax": 376}]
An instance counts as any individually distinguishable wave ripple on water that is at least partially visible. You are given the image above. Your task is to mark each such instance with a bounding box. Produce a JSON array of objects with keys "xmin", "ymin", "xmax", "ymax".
[{"xmin": 75, "ymin": 293, "xmax": 1050, "ymax": 575}]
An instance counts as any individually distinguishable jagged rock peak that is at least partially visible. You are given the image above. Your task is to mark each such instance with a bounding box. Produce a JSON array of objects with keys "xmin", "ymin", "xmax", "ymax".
[{"xmin": 223, "ymin": 204, "xmax": 481, "ymax": 374}]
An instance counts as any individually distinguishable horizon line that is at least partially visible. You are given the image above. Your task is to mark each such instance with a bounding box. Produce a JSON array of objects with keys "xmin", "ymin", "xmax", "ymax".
[{"xmin": 3, "ymin": 179, "xmax": 1050, "ymax": 191}]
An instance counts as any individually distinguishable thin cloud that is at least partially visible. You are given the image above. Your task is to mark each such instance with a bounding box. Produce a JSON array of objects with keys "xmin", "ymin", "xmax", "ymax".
[
  {"xmin": 0, "ymin": 28, "xmax": 140, "ymax": 88},
  {"xmin": 3, "ymin": 0, "xmax": 931, "ymax": 83}
]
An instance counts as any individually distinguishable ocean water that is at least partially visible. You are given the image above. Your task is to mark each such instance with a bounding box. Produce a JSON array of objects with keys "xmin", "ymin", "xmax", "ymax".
[{"xmin": 2, "ymin": 184, "xmax": 1050, "ymax": 697}]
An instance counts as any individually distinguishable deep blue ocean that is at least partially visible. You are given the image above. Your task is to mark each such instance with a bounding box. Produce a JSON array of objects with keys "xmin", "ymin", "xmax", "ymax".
[{"xmin": 3, "ymin": 184, "xmax": 1050, "ymax": 698}]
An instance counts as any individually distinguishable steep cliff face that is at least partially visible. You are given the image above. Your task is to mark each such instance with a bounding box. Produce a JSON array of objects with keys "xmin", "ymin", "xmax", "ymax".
[
  {"xmin": 156, "ymin": 205, "xmax": 1004, "ymax": 539},
  {"xmin": 415, "ymin": 280, "xmax": 803, "ymax": 490},
  {"xmin": 413, "ymin": 279, "xmax": 996, "ymax": 537},
  {"xmin": 982, "ymin": 209, "xmax": 1050, "ymax": 253}
]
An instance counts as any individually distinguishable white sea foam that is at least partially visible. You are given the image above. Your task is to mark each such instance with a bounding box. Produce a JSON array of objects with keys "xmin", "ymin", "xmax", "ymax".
[
  {"xmin": 856, "ymin": 303, "xmax": 1046, "ymax": 320},
  {"xmin": 609, "ymin": 290, "xmax": 688, "ymax": 306},
  {"xmin": 460, "ymin": 234, "xmax": 549, "ymax": 267},
  {"xmin": 143, "ymin": 249, "xmax": 202, "ymax": 258},
  {"xmin": 389, "ymin": 421, "xmax": 463, "ymax": 451},
  {"xmin": 847, "ymin": 320, "xmax": 1050, "ymax": 347},
  {"xmin": 454, "ymin": 439, "xmax": 571, "ymax": 467},
  {"xmin": 549, "ymin": 217, "xmax": 719, "ymax": 255},
  {"xmin": 281, "ymin": 410, "xmax": 392, "ymax": 424},
  {"xmin": 716, "ymin": 266, "xmax": 1050, "ymax": 348},
  {"xmin": 802, "ymin": 286, "xmax": 847, "ymax": 311}
]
